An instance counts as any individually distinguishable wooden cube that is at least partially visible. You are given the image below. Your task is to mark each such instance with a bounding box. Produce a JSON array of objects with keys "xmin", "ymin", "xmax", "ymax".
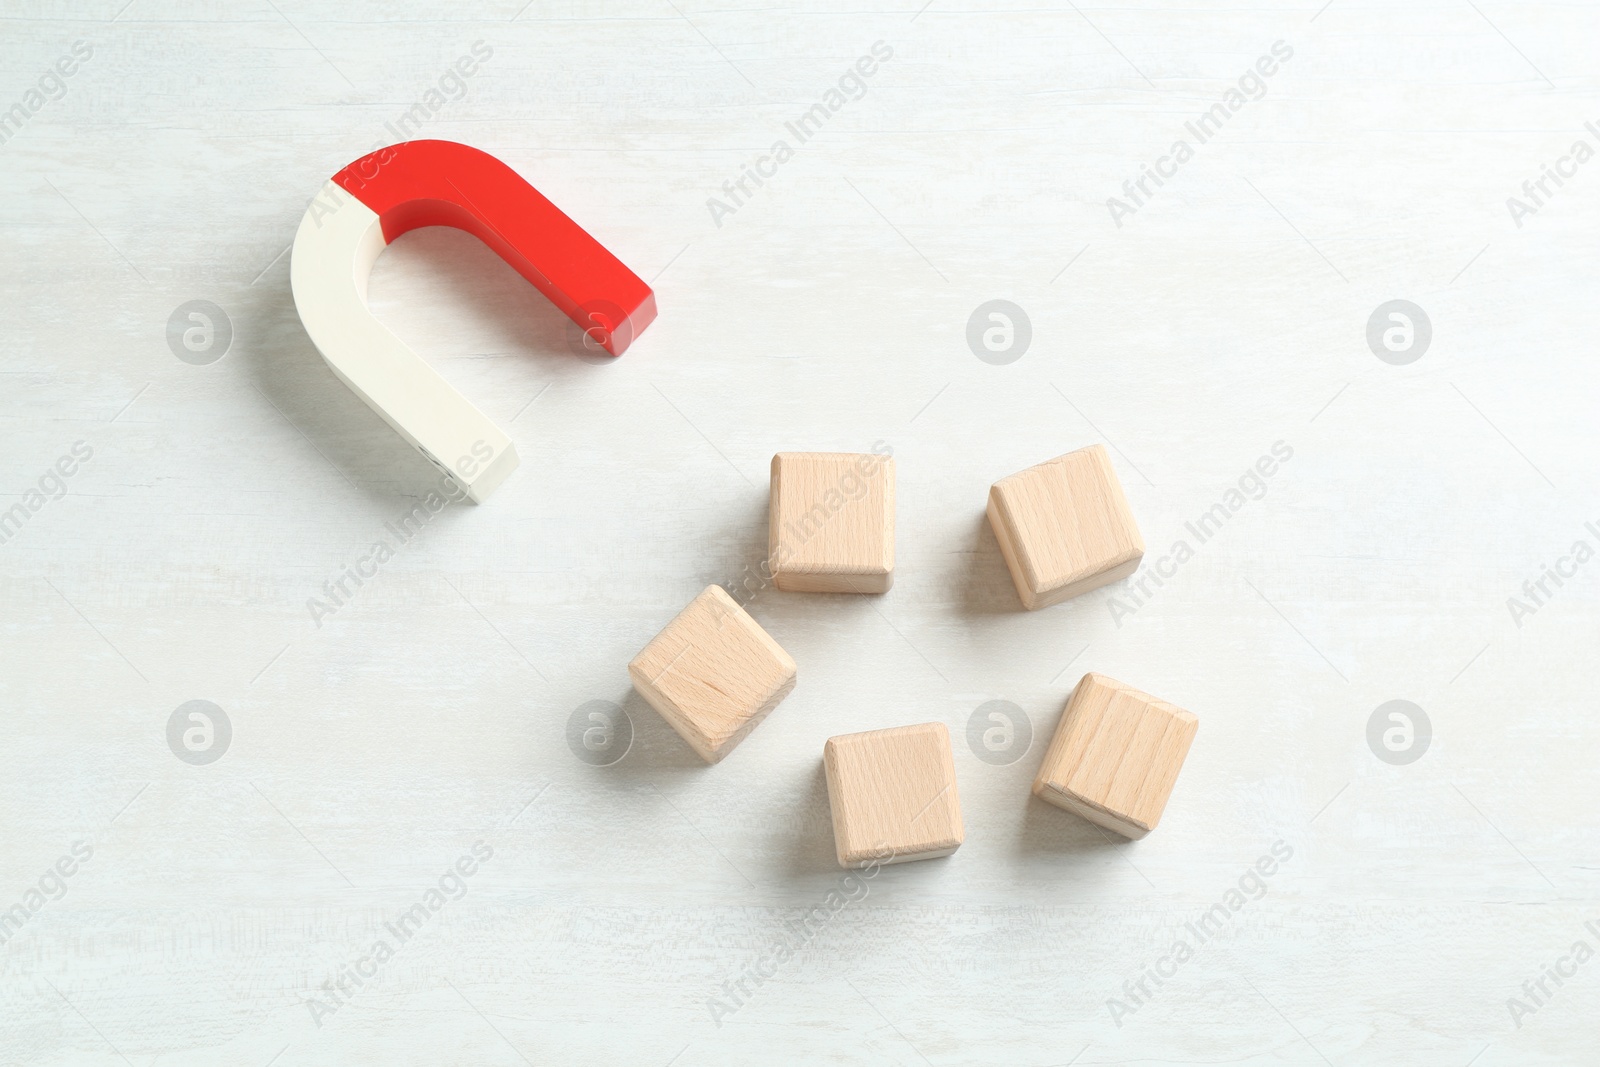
[
  {"xmin": 1032, "ymin": 673, "xmax": 1198, "ymax": 839},
  {"xmin": 987, "ymin": 444, "xmax": 1144, "ymax": 610},
  {"xmin": 823, "ymin": 722, "xmax": 963, "ymax": 867},
  {"xmin": 628, "ymin": 585, "xmax": 797, "ymax": 764},
  {"xmin": 769, "ymin": 452, "xmax": 894, "ymax": 593}
]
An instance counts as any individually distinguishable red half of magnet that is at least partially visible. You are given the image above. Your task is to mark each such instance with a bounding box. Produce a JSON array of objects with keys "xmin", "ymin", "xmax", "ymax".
[{"xmin": 333, "ymin": 139, "xmax": 656, "ymax": 357}]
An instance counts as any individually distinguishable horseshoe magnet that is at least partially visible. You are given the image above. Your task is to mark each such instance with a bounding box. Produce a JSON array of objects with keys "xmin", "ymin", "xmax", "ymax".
[{"xmin": 290, "ymin": 139, "xmax": 657, "ymax": 502}]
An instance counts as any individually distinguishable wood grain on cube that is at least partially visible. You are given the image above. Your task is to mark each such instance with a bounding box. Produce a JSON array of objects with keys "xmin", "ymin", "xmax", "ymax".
[
  {"xmin": 823, "ymin": 722, "xmax": 963, "ymax": 867},
  {"xmin": 1032, "ymin": 673, "xmax": 1198, "ymax": 839},
  {"xmin": 769, "ymin": 452, "xmax": 894, "ymax": 593},
  {"xmin": 986, "ymin": 444, "xmax": 1143, "ymax": 610},
  {"xmin": 628, "ymin": 585, "xmax": 797, "ymax": 764}
]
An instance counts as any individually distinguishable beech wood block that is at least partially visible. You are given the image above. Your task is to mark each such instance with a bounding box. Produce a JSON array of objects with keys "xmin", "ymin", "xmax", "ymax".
[
  {"xmin": 628, "ymin": 585, "xmax": 797, "ymax": 764},
  {"xmin": 823, "ymin": 722, "xmax": 963, "ymax": 867},
  {"xmin": 986, "ymin": 444, "xmax": 1144, "ymax": 610},
  {"xmin": 769, "ymin": 452, "xmax": 894, "ymax": 593},
  {"xmin": 1032, "ymin": 673, "xmax": 1198, "ymax": 840}
]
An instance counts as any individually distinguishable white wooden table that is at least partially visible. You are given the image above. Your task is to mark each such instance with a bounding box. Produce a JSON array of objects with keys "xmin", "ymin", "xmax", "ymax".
[{"xmin": 3, "ymin": 2, "xmax": 1596, "ymax": 1063}]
